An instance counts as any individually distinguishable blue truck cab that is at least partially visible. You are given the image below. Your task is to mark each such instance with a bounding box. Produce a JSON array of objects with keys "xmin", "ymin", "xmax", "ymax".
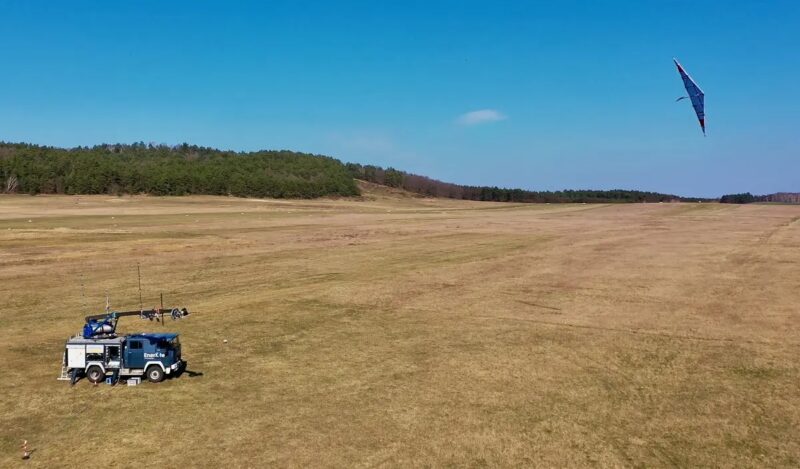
[{"xmin": 124, "ymin": 333, "xmax": 184, "ymax": 380}]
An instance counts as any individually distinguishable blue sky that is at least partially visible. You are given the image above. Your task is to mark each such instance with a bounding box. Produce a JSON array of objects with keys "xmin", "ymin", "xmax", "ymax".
[{"xmin": 1, "ymin": 1, "xmax": 798, "ymax": 197}]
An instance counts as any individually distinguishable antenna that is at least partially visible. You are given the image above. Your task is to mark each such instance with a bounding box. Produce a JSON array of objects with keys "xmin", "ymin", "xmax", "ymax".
[
  {"xmin": 79, "ymin": 273, "xmax": 88, "ymax": 315},
  {"xmin": 137, "ymin": 263, "xmax": 143, "ymax": 313},
  {"xmin": 105, "ymin": 291, "xmax": 110, "ymax": 313},
  {"xmin": 160, "ymin": 292, "xmax": 164, "ymax": 326}
]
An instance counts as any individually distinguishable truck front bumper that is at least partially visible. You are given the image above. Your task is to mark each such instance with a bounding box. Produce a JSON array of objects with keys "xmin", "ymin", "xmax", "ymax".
[{"xmin": 170, "ymin": 359, "xmax": 186, "ymax": 374}]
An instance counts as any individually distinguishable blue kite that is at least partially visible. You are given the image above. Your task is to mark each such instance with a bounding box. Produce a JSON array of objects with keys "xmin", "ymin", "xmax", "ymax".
[{"xmin": 674, "ymin": 58, "xmax": 705, "ymax": 135}]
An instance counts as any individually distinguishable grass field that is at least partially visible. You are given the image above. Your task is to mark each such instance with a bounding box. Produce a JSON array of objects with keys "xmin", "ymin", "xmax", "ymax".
[{"xmin": 1, "ymin": 189, "xmax": 799, "ymax": 467}]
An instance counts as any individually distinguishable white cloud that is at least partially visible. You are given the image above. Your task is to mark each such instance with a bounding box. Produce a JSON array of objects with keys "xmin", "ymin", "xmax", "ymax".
[{"xmin": 456, "ymin": 109, "xmax": 507, "ymax": 126}]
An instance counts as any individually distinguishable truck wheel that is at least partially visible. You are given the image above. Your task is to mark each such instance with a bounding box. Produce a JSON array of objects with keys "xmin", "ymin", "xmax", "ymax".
[
  {"xmin": 146, "ymin": 366, "xmax": 164, "ymax": 383},
  {"xmin": 86, "ymin": 366, "xmax": 105, "ymax": 384}
]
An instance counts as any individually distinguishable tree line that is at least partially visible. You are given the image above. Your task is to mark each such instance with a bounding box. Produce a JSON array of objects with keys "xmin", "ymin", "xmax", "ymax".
[
  {"xmin": 346, "ymin": 163, "xmax": 705, "ymax": 203},
  {"xmin": 1, "ymin": 141, "xmax": 737, "ymax": 203},
  {"xmin": 719, "ymin": 193, "xmax": 757, "ymax": 204},
  {"xmin": 0, "ymin": 142, "xmax": 359, "ymax": 198},
  {"xmin": 720, "ymin": 192, "xmax": 800, "ymax": 204}
]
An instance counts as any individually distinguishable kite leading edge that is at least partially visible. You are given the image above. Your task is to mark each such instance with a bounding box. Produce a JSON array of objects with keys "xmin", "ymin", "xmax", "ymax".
[{"xmin": 673, "ymin": 58, "xmax": 705, "ymax": 135}]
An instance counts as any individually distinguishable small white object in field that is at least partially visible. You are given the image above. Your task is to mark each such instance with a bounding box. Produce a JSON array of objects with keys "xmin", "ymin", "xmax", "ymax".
[
  {"xmin": 111, "ymin": 216, "xmax": 115, "ymax": 219},
  {"xmin": 28, "ymin": 219, "xmax": 32, "ymax": 223},
  {"xmin": 223, "ymin": 339, "xmax": 228, "ymax": 344}
]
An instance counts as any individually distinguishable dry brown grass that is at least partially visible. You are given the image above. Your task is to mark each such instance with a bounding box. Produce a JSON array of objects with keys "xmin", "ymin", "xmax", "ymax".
[{"xmin": 1, "ymin": 193, "xmax": 799, "ymax": 467}]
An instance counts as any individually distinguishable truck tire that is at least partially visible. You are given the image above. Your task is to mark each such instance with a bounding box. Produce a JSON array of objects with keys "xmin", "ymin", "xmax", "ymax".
[
  {"xmin": 86, "ymin": 365, "xmax": 105, "ymax": 384},
  {"xmin": 146, "ymin": 366, "xmax": 164, "ymax": 383}
]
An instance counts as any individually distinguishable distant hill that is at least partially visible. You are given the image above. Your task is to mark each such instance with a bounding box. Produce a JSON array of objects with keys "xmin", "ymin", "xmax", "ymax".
[
  {"xmin": 1, "ymin": 141, "xmax": 714, "ymax": 202},
  {"xmin": 356, "ymin": 179, "xmax": 424, "ymax": 200},
  {"xmin": 346, "ymin": 163, "xmax": 707, "ymax": 203},
  {"xmin": 0, "ymin": 142, "xmax": 358, "ymax": 198}
]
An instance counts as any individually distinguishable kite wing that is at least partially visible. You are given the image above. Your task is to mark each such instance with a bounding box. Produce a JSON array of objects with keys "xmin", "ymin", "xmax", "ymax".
[{"xmin": 674, "ymin": 58, "xmax": 705, "ymax": 135}]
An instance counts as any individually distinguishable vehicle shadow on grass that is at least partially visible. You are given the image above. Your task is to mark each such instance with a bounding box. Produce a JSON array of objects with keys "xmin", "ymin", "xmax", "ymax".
[{"xmin": 180, "ymin": 369, "xmax": 204, "ymax": 378}]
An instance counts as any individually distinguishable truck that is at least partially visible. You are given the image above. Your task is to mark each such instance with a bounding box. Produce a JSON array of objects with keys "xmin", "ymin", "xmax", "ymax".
[{"xmin": 60, "ymin": 307, "xmax": 189, "ymax": 385}]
